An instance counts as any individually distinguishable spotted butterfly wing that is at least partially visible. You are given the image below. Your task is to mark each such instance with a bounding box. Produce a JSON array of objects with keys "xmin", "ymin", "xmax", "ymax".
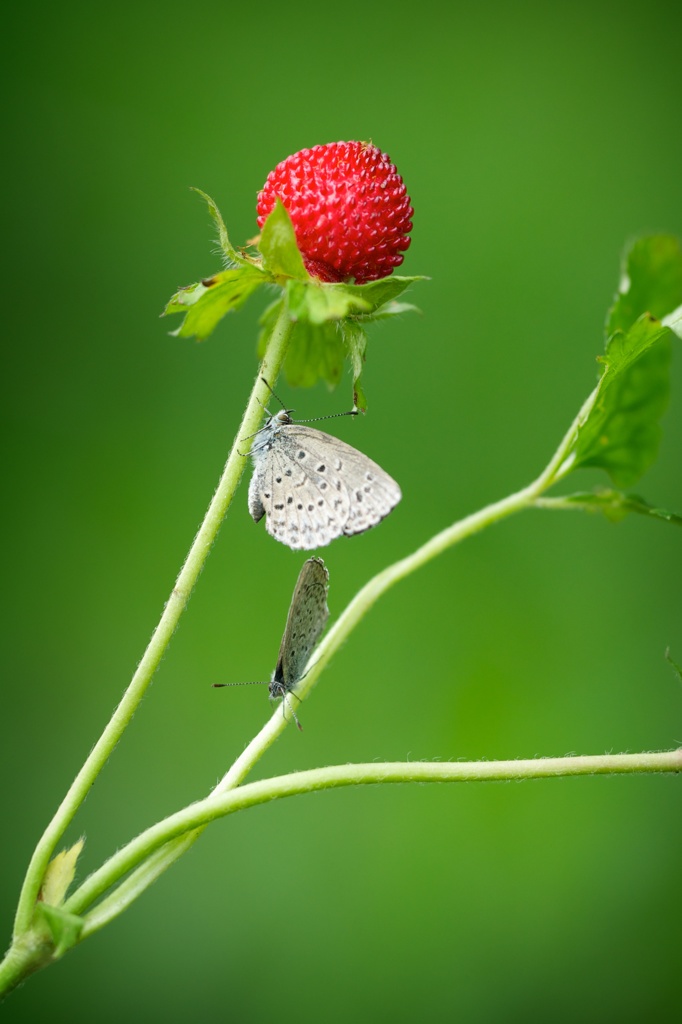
[
  {"xmin": 269, "ymin": 556, "xmax": 329, "ymax": 700},
  {"xmin": 249, "ymin": 412, "xmax": 401, "ymax": 550}
]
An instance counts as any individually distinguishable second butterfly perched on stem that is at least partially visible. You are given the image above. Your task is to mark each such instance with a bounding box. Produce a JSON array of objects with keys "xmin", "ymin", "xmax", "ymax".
[{"xmin": 215, "ymin": 557, "xmax": 329, "ymax": 730}]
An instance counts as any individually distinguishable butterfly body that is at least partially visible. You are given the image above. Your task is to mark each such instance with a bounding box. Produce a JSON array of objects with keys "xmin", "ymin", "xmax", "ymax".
[{"xmin": 248, "ymin": 410, "xmax": 401, "ymax": 550}]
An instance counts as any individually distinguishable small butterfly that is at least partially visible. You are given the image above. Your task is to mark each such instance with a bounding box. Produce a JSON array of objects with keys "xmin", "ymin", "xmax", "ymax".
[
  {"xmin": 215, "ymin": 557, "xmax": 329, "ymax": 730},
  {"xmin": 247, "ymin": 404, "xmax": 401, "ymax": 551}
]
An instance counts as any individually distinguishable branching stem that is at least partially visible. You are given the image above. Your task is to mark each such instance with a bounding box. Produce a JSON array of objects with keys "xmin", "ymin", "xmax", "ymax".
[
  {"xmin": 11, "ymin": 302, "xmax": 294, "ymax": 940},
  {"xmin": 66, "ymin": 750, "xmax": 682, "ymax": 936}
]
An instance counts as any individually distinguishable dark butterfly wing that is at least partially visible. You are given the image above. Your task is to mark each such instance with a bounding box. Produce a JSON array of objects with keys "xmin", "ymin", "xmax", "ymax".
[{"xmin": 270, "ymin": 557, "xmax": 329, "ymax": 697}]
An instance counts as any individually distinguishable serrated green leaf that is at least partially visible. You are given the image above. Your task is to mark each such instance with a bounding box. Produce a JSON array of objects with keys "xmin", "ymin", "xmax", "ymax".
[
  {"xmin": 165, "ymin": 267, "xmax": 265, "ymax": 341},
  {"xmin": 599, "ymin": 313, "xmax": 671, "ymax": 388},
  {"xmin": 36, "ymin": 903, "xmax": 84, "ymax": 956},
  {"xmin": 553, "ymin": 489, "xmax": 682, "ymax": 526},
  {"xmin": 190, "ymin": 188, "xmax": 253, "ymax": 267},
  {"xmin": 573, "ymin": 314, "xmax": 672, "ymax": 486},
  {"xmin": 162, "ymin": 280, "xmax": 206, "ymax": 316},
  {"xmin": 39, "ymin": 838, "xmax": 84, "ymax": 907},
  {"xmin": 607, "ymin": 235, "xmax": 682, "ymax": 336},
  {"xmin": 259, "ymin": 200, "xmax": 309, "ymax": 281},
  {"xmin": 341, "ymin": 321, "xmax": 368, "ymax": 412}
]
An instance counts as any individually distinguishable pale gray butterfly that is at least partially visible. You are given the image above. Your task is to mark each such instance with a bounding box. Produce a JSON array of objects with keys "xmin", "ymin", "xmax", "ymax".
[
  {"xmin": 214, "ymin": 557, "xmax": 329, "ymax": 730},
  {"xmin": 247, "ymin": 399, "xmax": 401, "ymax": 551}
]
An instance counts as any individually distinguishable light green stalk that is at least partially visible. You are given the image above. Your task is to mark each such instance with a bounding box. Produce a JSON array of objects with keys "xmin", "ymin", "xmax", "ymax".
[{"xmin": 10, "ymin": 303, "xmax": 294, "ymax": 941}]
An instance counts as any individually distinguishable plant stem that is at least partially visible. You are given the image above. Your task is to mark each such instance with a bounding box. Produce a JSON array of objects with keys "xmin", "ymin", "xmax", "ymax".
[
  {"xmin": 11, "ymin": 303, "xmax": 294, "ymax": 940},
  {"xmin": 0, "ymin": 373, "xmax": 614, "ymax": 997},
  {"xmin": 54, "ymin": 380, "xmax": 600, "ymax": 931},
  {"xmin": 533, "ymin": 382, "xmax": 599, "ymax": 488},
  {"xmin": 63, "ymin": 749, "xmax": 681, "ymax": 930},
  {"xmin": 64, "ymin": 480, "xmax": 545, "ymax": 927}
]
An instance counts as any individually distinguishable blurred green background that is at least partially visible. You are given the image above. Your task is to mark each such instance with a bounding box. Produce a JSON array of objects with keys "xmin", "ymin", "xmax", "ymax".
[{"xmin": 3, "ymin": 0, "xmax": 681, "ymax": 1020}]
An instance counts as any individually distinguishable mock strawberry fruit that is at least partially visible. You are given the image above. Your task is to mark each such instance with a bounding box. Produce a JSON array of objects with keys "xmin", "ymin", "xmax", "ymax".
[{"xmin": 257, "ymin": 141, "xmax": 413, "ymax": 285}]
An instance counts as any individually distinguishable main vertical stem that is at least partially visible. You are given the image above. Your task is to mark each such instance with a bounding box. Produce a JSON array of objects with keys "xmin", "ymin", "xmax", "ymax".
[{"xmin": 12, "ymin": 304, "xmax": 294, "ymax": 938}]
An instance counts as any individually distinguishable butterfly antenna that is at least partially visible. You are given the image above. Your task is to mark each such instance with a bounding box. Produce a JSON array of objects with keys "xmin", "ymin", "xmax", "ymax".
[
  {"xmin": 260, "ymin": 373, "xmax": 357, "ymax": 424},
  {"xmin": 260, "ymin": 376, "xmax": 288, "ymax": 411},
  {"xmin": 213, "ymin": 681, "xmax": 269, "ymax": 688},
  {"xmin": 293, "ymin": 409, "xmax": 359, "ymax": 424}
]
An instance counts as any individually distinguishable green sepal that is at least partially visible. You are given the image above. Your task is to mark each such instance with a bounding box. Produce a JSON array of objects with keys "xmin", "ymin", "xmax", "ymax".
[
  {"xmin": 340, "ymin": 275, "xmax": 427, "ymax": 315},
  {"xmin": 554, "ymin": 489, "xmax": 682, "ymax": 526},
  {"xmin": 258, "ymin": 276, "xmax": 422, "ymax": 408},
  {"xmin": 259, "ymin": 200, "xmax": 309, "ymax": 281},
  {"xmin": 287, "ymin": 280, "xmax": 372, "ymax": 324},
  {"xmin": 163, "ymin": 266, "xmax": 266, "ymax": 341},
  {"xmin": 286, "ymin": 320, "xmax": 346, "ymax": 390},
  {"xmin": 35, "ymin": 903, "xmax": 84, "ymax": 957},
  {"xmin": 283, "ymin": 275, "xmax": 423, "ymax": 407},
  {"xmin": 341, "ymin": 321, "xmax": 368, "ymax": 411},
  {"xmin": 258, "ymin": 299, "xmax": 345, "ymax": 392},
  {"xmin": 358, "ymin": 299, "xmax": 422, "ymax": 322},
  {"xmin": 189, "ymin": 188, "xmax": 255, "ymax": 268},
  {"xmin": 288, "ymin": 276, "xmax": 424, "ymax": 326}
]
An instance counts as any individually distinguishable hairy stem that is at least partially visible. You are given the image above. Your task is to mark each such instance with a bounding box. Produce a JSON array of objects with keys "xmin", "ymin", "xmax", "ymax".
[
  {"xmin": 64, "ymin": 749, "xmax": 681, "ymax": 928},
  {"xmin": 0, "ymin": 374, "xmax": 614, "ymax": 997},
  {"xmin": 11, "ymin": 303, "xmax": 294, "ymax": 939},
  {"xmin": 57, "ymin": 379, "xmax": 600, "ymax": 930}
]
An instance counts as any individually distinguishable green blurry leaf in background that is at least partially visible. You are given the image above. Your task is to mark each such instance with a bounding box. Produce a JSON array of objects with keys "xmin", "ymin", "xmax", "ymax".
[
  {"xmin": 571, "ymin": 235, "xmax": 682, "ymax": 488},
  {"xmin": 606, "ymin": 235, "xmax": 682, "ymax": 335},
  {"xmin": 573, "ymin": 315, "xmax": 672, "ymax": 486}
]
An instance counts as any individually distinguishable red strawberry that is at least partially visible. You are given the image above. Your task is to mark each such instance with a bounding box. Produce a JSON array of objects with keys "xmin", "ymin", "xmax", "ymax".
[{"xmin": 257, "ymin": 141, "xmax": 413, "ymax": 285}]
